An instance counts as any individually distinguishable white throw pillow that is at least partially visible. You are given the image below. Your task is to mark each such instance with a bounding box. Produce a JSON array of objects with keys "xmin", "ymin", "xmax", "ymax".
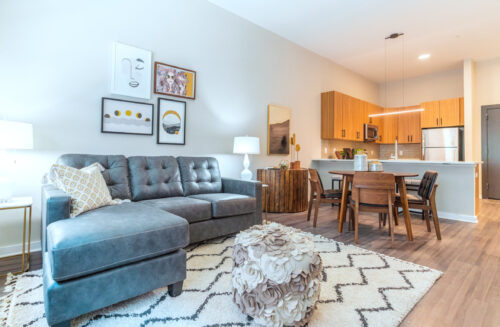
[{"xmin": 51, "ymin": 163, "xmax": 113, "ymax": 217}]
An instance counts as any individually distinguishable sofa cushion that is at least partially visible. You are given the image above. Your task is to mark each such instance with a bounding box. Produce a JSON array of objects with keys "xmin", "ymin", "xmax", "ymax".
[
  {"xmin": 177, "ymin": 157, "xmax": 222, "ymax": 196},
  {"xmin": 128, "ymin": 156, "xmax": 184, "ymax": 201},
  {"xmin": 140, "ymin": 197, "xmax": 212, "ymax": 223},
  {"xmin": 47, "ymin": 202, "xmax": 188, "ymax": 282},
  {"xmin": 188, "ymin": 193, "xmax": 256, "ymax": 218},
  {"xmin": 58, "ymin": 154, "xmax": 131, "ymax": 199}
]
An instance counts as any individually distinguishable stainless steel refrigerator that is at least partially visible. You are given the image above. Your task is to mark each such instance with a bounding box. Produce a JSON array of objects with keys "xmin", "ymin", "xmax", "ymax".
[{"xmin": 422, "ymin": 127, "xmax": 464, "ymax": 161}]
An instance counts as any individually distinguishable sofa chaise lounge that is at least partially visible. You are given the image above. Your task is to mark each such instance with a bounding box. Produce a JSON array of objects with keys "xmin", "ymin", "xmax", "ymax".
[{"xmin": 42, "ymin": 154, "xmax": 262, "ymax": 326}]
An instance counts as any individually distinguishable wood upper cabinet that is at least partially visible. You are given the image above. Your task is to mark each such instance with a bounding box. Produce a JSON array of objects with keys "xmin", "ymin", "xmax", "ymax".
[
  {"xmin": 380, "ymin": 108, "xmax": 398, "ymax": 144},
  {"xmin": 459, "ymin": 97, "xmax": 464, "ymax": 125},
  {"xmin": 439, "ymin": 98, "xmax": 460, "ymax": 127},
  {"xmin": 398, "ymin": 106, "xmax": 421, "ymax": 144},
  {"xmin": 368, "ymin": 104, "xmax": 384, "ymax": 143},
  {"xmin": 320, "ymin": 91, "xmax": 368, "ymax": 141},
  {"xmin": 420, "ymin": 97, "xmax": 463, "ymax": 128},
  {"xmin": 421, "ymin": 101, "xmax": 440, "ymax": 128}
]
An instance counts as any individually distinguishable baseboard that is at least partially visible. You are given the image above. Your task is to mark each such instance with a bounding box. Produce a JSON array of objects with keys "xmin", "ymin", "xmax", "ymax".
[
  {"xmin": 405, "ymin": 209, "xmax": 477, "ymax": 223},
  {"xmin": 437, "ymin": 211, "xmax": 477, "ymax": 223},
  {"xmin": 0, "ymin": 241, "xmax": 41, "ymax": 258}
]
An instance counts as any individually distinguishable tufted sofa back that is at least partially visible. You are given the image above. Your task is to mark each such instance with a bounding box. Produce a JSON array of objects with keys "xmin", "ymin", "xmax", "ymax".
[
  {"xmin": 128, "ymin": 156, "xmax": 184, "ymax": 201},
  {"xmin": 177, "ymin": 157, "xmax": 222, "ymax": 196},
  {"xmin": 57, "ymin": 154, "xmax": 132, "ymax": 199}
]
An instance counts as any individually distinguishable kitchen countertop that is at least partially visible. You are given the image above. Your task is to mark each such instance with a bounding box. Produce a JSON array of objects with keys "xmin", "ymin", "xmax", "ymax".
[{"xmin": 313, "ymin": 159, "xmax": 479, "ymax": 166}]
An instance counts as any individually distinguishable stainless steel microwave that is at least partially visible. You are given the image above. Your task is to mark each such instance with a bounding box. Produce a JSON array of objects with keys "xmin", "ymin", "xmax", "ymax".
[{"xmin": 364, "ymin": 124, "xmax": 378, "ymax": 142}]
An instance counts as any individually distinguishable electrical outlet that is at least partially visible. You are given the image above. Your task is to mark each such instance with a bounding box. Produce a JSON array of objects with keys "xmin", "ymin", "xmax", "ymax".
[{"xmin": 399, "ymin": 150, "xmax": 403, "ymax": 156}]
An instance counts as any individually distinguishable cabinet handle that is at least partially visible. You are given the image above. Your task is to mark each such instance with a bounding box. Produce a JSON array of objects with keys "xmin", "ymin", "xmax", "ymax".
[
  {"xmin": 407, "ymin": 135, "xmax": 409, "ymax": 142},
  {"xmin": 436, "ymin": 118, "xmax": 438, "ymax": 126},
  {"xmin": 411, "ymin": 135, "xmax": 413, "ymax": 142},
  {"xmin": 440, "ymin": 117, "xmax": 443, "ymax": 125}
]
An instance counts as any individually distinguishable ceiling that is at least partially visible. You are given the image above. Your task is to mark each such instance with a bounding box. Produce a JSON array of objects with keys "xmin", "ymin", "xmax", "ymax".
[{"xmin": 208, "ymin": 0, "xmax": 500, "ymax": 82}]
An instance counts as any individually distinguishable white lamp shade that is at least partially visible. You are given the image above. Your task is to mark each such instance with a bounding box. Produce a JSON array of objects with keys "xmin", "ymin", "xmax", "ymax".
[
  {"xmin": 0, "ymin": 120, "xmax": 33, "ymax": 150},
  {"xmin": 233, "ymin": 136, "xmax": 260, "ymax": 154}
]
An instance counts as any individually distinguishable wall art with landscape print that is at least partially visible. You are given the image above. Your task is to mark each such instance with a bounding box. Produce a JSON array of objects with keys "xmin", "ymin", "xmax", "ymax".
[
  {"xmin": 157, "ymin": 98, "xmax": 186, "ymax": 145},
  {"xmin": 154, "ymin": 62, "xmax": 196, "ymax": 99},
  {"xmin": 101, "ymin": 98, "xmax": 153, "ymax": 135},
  {"xmin": 111, "ymin": 42, "xmax": 152, "ymax": 99},
  {"xmin": 268, "ymin": 104, "xmax": 291, "ymax": 155}
]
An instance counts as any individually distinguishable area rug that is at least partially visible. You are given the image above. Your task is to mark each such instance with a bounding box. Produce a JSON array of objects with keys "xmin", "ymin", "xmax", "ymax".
[{"xmin": 0, "ymin": 229, "xmax": 442, "ymax": 327}]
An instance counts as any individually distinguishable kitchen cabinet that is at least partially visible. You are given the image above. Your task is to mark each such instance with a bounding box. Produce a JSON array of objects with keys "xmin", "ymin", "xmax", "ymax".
[
  {"xmin": 321, "ymin": 91, "xmax": 368, "ymax": 141},
  {"xmin": 398, "ymin": 107, "xmax": 421, "ymax": 144},
  {"xmin": 380, "ymin": 107, "xmax": 398, "ymax": 144},
  {"xmin": 420, "ymin": 97, "xmax": 463, "ymax": 128}
]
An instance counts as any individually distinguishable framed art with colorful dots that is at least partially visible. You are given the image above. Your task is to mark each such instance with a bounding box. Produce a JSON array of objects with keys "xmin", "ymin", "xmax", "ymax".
[
  {"xmin": 101, "ymin": 97, "xmax": 154, "ymax": 135},
  {"xmin": 157, "ymin": 97, "xmax": 186, "ymax": 145}
]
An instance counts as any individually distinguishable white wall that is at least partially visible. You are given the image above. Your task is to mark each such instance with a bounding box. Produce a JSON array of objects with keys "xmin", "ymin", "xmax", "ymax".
[
  {"xmin": 0, "ymin": 0, "xmax": 379, "ymax": 255},
  {"xmin": 378, "ymin": 68, "xmax": 463, "ymax": 107}
]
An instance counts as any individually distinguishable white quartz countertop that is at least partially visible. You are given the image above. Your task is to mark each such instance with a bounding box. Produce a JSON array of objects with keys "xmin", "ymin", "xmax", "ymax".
[{"xmin": 313, "ymin": 159, "xmax": 479, "ymax": 166}]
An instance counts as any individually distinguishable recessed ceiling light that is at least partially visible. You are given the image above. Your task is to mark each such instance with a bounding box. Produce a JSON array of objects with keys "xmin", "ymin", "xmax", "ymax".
[{"xmin": 418, "ymin": 53, "xmax": 431, "ymax": 60}]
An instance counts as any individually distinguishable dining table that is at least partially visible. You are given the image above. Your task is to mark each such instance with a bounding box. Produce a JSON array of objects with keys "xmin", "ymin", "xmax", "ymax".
[{"xmin": 329, "ymin": 170, "xmax": 419, "ymax": 241}]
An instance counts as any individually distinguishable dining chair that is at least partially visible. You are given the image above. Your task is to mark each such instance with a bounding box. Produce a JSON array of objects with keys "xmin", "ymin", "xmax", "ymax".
[
  {"xmin": 394, "ymin": 171, "xmax": 441, "ymax": 240},
  {"xmin": 350, "ymin": 172, "xmax": 396, "ymax": 244},
  {"xmin": 307, "ymin": 168, "xmax": 343, "ymax": 228}
]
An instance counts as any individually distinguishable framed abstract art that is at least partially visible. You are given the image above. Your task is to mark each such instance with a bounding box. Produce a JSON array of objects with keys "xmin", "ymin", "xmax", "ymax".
[
  {"xmin": 267, "ymin": 104, "xmax": 291, "ymax": 155},
  {"xmin": 154, "ymin": 62, "xmax": 196, "ymax": 100},
  {"xmin": 101, "ymin": 97, "xmax": 154, "ymax": 135},
  {"xmin": 157, "ymin": 98, "xmax": 186, "ymax": 145},
  {"xmin": 111, "ymin": 42, "xmax": 152, "ymax": 99}
]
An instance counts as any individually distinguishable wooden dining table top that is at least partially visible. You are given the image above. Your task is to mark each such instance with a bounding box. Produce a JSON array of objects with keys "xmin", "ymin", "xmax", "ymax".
[{"xmin": 329, "ymin": 170, "xmax": 418, "ymax": 178}]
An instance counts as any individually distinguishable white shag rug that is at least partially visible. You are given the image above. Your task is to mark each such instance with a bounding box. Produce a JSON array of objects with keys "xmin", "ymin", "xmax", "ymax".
[{"xmin": 0, "ymin": 230, "xmax": 441, "ymax": 327}]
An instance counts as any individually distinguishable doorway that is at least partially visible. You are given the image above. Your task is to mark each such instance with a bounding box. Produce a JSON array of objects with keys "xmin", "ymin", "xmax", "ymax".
[{"xmin": 482, "ymin": 105, "xmax": 500, "ymax": 199}]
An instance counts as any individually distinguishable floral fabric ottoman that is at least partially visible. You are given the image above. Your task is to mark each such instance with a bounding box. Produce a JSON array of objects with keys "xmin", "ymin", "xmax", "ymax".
[{"xmin": 232, "ymin": 223, "xmax": 322, "ymax": 327}]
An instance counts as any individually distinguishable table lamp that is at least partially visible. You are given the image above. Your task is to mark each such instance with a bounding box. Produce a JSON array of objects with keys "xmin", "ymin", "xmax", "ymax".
[
  {"xmin": 233, "ymin": 136, "xmax": 260, "ymax": 180},
  {"xmin": 0, "ymin": 120, "xmax": 33, "ymax": 202}
]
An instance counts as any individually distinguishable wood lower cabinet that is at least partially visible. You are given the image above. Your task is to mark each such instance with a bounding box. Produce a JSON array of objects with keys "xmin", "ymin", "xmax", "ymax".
[{"xmin": 257, "ymin": 168, "xmax": 308, "ymax": 213}]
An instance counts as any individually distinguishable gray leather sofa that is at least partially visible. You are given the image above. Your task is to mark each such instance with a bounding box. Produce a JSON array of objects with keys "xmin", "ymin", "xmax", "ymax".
[{"xmin": 42, "ymin": 154, "xmax": 262, "ymax": 327}]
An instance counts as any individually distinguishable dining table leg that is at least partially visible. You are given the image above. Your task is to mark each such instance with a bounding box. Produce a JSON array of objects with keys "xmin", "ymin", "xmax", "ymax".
[
  {"xmin": 396, "ymin": 176, "xmax": 414, "ymax": 241},
  {"xmin": 338, "ymin": 175, "xmax": 351, "ymax": 233}
]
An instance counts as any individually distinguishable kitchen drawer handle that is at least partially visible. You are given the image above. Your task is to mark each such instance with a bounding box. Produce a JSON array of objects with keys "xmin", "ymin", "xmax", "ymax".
[
  {"xmin": 436, "ymin": 118, "xmax": 438, "ymax": 126},
  {"xmin": 440, "ymin": 117, "xmax": 443, "ymax": 125}
]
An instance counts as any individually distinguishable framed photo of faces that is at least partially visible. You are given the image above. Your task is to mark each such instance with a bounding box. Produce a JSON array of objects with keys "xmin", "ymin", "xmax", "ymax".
[
  {"xmin": 157, "ymin": 98, "xmax": 186, "ymax": 145},
  {"xmin": 111, "ymin": 42, "xmax": 152, "ymax": 99},
  {"xmin": 154, "ymin": 62, "xmax": 196, "ymax": 100},
  {"xmin": 101, "ymin": 98, "xmax": 153, "ymax": 135}
]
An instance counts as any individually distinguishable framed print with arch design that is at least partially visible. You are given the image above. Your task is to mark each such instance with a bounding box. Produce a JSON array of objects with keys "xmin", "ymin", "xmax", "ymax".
[
  {"xmin": 157, "ymin": 98, "xmax": 186, "ymax": 145},
  {"xmin": 101, "ymin": 97, "xmax": 153, "ymax": 135}
]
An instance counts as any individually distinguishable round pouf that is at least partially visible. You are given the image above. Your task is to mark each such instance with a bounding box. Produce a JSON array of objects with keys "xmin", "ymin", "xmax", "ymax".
[{"xmin": 232, "ymin": 223, "xmax": 322, "ymax": 327}]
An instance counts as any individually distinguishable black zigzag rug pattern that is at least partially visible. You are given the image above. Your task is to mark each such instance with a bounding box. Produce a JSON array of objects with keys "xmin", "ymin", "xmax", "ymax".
[{"xmin": 0, "ymin": 232, "xmax": 441, "ymax": 327}]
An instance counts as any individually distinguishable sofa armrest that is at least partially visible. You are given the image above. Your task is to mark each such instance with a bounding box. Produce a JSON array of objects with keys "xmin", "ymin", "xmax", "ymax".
[
  {"xmin": 42, "ymin": 184, "xmax": 71, "ymax": 252},
  {"xmin": 222, "ymin": 178, "xmax": 262, "ymax": 213}
]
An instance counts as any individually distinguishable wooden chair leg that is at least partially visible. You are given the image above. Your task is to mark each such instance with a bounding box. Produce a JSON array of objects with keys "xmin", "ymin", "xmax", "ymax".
[
  {"xmin": 307, "ymin": 192, "xmax": 314, "ymax": 221},
  {"xmin": 354, "ymin": 202, "xmax": 359, "ymax": 244},
  {"xmin": 383, "ymin": 213, "xmax": 387, "ymax": 227},
  {"xmin": 393, "ymin": 205, "xmax": 399, "ymax": 226},
  {"xmin": 313, "ymin": 194, "xmax": 321, "ymax": 227},
  {"xmin": 430, "ymin": 199, "xmax": 442, "ymax": 240},
  {"xmin": 348, "ymin": 205, "xmax": 353, "ymax": 231},
  {"xmin": 387, "ymin": 198, "xmax": 395, "ymax": 245},
  {"xmin": 424, "ymin": 208, "xmax": 431, "ymax": 232},
  {"xmin": 378, "ymin": 213, "xmax": 382, "ymax": 229}
]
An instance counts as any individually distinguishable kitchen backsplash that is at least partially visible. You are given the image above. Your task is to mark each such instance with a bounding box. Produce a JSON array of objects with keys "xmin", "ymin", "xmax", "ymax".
[
  {"xmin": 379, "ymin": 143, "xmax": 421, "ymax": 160},
  {"xmin": 321, "ymin": 140, "xmax": 421, "ymax": 160},
  {"xmin": 321, "ymin": 140, "xmax": 380, "ymax": 159}
]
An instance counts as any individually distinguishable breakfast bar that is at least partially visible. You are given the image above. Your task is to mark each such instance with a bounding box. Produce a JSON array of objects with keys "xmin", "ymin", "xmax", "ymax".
[{"xmin": 311, "ymin": 159, "xmax": 480, "ymax": 222}]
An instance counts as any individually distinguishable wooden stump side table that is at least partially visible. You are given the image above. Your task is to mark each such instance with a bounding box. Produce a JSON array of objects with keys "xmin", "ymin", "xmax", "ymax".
[{"xmin": 257, "ymin": 168, "xmax": 308, "ymax": 213}]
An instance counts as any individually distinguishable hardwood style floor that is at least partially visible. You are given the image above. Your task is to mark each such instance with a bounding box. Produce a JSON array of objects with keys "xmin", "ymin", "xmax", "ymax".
[{"xmin": 0, "ymin": 200, "xmax": 498, "ymax": 326}]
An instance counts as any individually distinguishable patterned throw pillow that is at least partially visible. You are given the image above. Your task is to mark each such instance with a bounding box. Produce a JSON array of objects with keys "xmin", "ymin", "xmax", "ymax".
[{"xmin": 51, "ymin": 163, "xmax": 113, "ymax": 217}]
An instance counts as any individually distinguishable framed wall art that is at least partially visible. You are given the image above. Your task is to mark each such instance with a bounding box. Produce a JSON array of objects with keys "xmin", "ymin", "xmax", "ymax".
[
  {"xmin": 101, "ymin": 97, "xmax": 153, "ymax": 135},
  {"xmin": 157, "ymin": 98, "xmax": 186, "ymax": 145},
  {"xmin": 267, "ymin": 104, "xmax": 291, "ymax": 155},
  {"xmin": 111, "ymin": 42, "xmax": 152, "ymax": 99},
  {"xmin": 154, "ymin": 62, "xmax": 196, "ymax": 100}
]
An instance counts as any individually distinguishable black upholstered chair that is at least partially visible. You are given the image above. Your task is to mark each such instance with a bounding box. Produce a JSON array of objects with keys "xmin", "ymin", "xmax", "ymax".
[{"xmin": 394, "ymin": 171, "xmax": 441, "ymax": 240}]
